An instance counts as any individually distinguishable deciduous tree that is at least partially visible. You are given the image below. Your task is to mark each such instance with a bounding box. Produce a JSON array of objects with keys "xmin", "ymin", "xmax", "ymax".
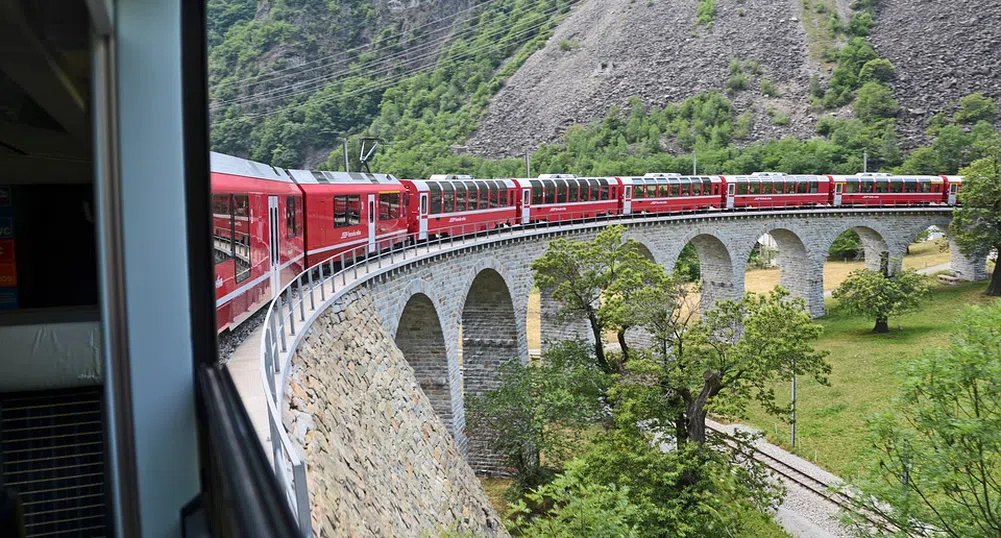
[
  {"xmin": 951, "ymin": 147, "xmax": 1001, "ymax": 296},
  {"xmin": 531, "ymin": 225, "xmax": 660, "ymax": 372},
  {"xmin": 832, "ymin": 268, "xmax": 930, "ymax": 333},
  {"xmin": 465, "ymin": 341, "xmax": 611, "ymax": 495},
  {"xmin": 628, "ymin": 286, "xmax": 830, "ymax": 445},
  {"xmin": 846, "ymin": 302, "xmax": 1001, "ymax": 537}
]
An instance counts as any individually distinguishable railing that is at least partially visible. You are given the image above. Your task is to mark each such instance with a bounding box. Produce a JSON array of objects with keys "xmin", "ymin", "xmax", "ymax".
[{"xmin": 257, "ymin": 204, "xmax": 955, "ymax": 534}]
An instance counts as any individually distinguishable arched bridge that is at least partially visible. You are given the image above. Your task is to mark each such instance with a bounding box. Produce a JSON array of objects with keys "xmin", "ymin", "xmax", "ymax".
[{"xmin": 257, "ymin": 207, "xmax": 987, "ymax": 531}]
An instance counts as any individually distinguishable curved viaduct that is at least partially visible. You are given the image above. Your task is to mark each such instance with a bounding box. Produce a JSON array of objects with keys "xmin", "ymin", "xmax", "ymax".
[{"xmin": 267, "ymin": 208, "xmax": 988, "ymax": 531}]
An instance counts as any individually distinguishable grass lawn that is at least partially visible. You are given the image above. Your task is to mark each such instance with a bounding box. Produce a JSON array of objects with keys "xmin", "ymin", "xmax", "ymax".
[
  {"xmin": 741, "ymin": 281, "xmax": 999, "ymax": 478},
  {"xmin": 480, "ymin": 477, "xmax": 513, "ymax": 517},
  {"xmin": 745, "ymin": 239, "xmax": 952, "ymax": 294}
]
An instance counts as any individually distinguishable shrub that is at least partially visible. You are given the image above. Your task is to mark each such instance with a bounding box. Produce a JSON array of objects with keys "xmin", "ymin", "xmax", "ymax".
[
  {"xmin": 760, "ymin": 78, "xmax": 779, "ymax": 97},
  {"xmin": 743, "ymin": 59, "xmax": 762, "ymax": 76},
  {"xmin": 728, "ymin": 57, "xmax": 742, "ymax": 75},
  {"xmin": 858, "ymin": 58, "xmax": 895, "ymax": 83},
  {"xmin": 810, "ymin": 73, "xmax": 824, "ymax": 98},
  {"xmin": 854, "ymin": 81, "xmax": 899, "ymax": 122},
  {"xmin": 696, "ymin": 0, "xmax": 716, "ymax": 26},
  {"xmin": 767, "ymin": 106, "xmax": 790, "ymax": 126},
  {"xmin": 734, "ymin": 111, "xmax": 754, "ymax": 139},
  {"xmin": 954, "ymin": 92, "xmax": 997, "ymax": 125},
  {"xmin": 727, "ymin": 72, "xmax": 749, "ymax": 92},
  {"xmin": 847, "ymin": 11, "xmax": 873, "ymax": 36},
  {"xmin": 558, "ymin": 39, "xmax": 577, "ymax": 52}
]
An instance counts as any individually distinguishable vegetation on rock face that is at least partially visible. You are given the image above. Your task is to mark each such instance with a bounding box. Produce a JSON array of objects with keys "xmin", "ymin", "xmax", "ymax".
[
  {"xmin": 696, "ymin": 0, "xmax": 716, "ymax": 27},
  {"xmin": 832, "ymin": 268, "xmax": 931, "ymax": 333},
  {"xmin": 950, "ymin": 145, "xmax": 1001, "ymax": 295},
  {"xmin": 845, "ymin": 301, "xmax": 1001, "ymax": 537}
]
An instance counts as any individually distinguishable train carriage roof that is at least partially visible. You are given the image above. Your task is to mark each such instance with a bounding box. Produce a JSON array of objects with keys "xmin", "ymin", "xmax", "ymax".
[
  {"xmin": 210, "ymin": 151, "xmax": 293, "ymax": 182},
  {"xmin": 728, "ymin": 173, "xmax": 823, "ymax": 181},
  {"xmin": 285, "ymin": 169, "xmax": 400, "ymax": 185}
]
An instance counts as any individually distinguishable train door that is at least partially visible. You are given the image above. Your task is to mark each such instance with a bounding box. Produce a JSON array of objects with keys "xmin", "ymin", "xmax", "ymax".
[
  {"xmin": 623, "ymin": 184, "xmax": 632, "ymax": 215},
  {"xmin": 267, "ymin": 196, "xmax": 280, "ymax": 296},
  {"xmin": 419, "ymin": 192, "xmax": 429, "ymax": 240},
  {"xmin": 521, "ymin": 188, "xmax": 531, "ymax": 224},
  {"xmin": 948, "ymin": 182, "xmax": 959, "ymax": 205},
  {"xmin": 726, "ymin": 183, "xmax": 736, "ymax": 209},
  {"xmin": 833, "ymin": 183, "xmax": 843, "ymax": 206},
  {"xmin": 367, "ymin": 194, "xmax": 377, "ymax": 253}
]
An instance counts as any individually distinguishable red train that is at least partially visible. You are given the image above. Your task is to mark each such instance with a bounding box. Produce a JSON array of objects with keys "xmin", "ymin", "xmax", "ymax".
[{"xmin": 211, "ymin": 152, "xmax": 963, "ymax": 333}]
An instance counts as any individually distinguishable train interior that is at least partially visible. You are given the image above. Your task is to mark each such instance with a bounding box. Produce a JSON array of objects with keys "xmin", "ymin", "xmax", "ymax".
[{"xmin": 0, "ymin": 1, "xmax": 107, "ymax": 535}]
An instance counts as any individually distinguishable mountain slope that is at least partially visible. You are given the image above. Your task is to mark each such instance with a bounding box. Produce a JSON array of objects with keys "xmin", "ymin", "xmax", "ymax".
[
  {"xmin": 870, "ymin": 0, "xmax": 1001, "ymax": 147},
  {"xmin": 467, "ymin": 0, "xmax": 821, "ymax": 157}
]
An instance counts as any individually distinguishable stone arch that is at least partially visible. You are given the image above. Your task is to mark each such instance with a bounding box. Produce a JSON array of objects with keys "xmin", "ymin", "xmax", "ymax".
[
  {"xmin": 667, "ymin": 229, "xmax": 739, "ymax": 310},
  {"xmin": 394, "ymin": 293, "xmax": 456, "ymax": 436},
  {"xmin": 822, "ymin": 224, "xmax": 895, "ymax": 275},
  {"xmin": 631, "ymin": 240, "xmax": 656, "ymax": 262},
  {"xmin": 461, "ymin": 267, "xmax": 520, "ymax": 472},
  {"xmin": 739, "ymin": 225, "xmax": 825, "ymax": 317}
]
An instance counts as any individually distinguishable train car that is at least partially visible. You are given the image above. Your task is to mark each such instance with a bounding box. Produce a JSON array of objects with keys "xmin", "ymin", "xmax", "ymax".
[
  {"xmin": 285, "ymin": 169, "xmax": 408, "ymax": 266},
  {"xmin": 830, "ymin": 173, "xmax": 946, "ymax": 207},
  {"xmin": 401, "ymin": 175, "xmax": 520, "ymax": 240},
  {"xmin": 212, "ymin": 152, "xmax": 304, "ymax": 332},
  {"xmin": 942, "ymin": 175, "xmax": 963, "ymax": 205},
  {"xmin": 519, "ymin": 174, "xmax": 621, "ymax": 223},
  {"xmin": 619, "ymin": 173, "xmax": 724, "ymax": 215},
  {"xmin": 722, "ymin": 172, "xmax": 832, "ymax": 210}
]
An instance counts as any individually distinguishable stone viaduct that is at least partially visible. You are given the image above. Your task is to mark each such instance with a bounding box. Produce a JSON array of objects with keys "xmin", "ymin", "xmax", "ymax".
[{"xmin": 278, "ymin": 208, "xmax": 988, "ymax": 483}]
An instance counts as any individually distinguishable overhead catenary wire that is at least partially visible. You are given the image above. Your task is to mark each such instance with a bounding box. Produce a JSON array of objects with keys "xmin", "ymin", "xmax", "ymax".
[
  {"xmin": 217, "ymin": 2, "xmax": 575, "ymax": 112},
  {"xmin": 212, "ymin": 0, "xmax": 516, "ymax": 91},
  {"xmin": 239, "ymin": 12, "xmax": 573, "ymax": 119}
]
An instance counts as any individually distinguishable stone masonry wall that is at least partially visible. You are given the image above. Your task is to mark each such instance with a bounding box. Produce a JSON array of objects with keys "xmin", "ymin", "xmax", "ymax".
[{"xmin": 284, "ymin": 289, "xmax": 508, "ymax": 538}]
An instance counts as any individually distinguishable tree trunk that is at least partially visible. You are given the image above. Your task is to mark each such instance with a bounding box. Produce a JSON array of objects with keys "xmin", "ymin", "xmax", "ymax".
[
  {"xmin": 874, "ymin": 315, "xmax": 890, "ymax": 333},
  {"xmin": 617, "ymin": 329, "xmax": 629, "ymax": 362},
  {"xmin": 685, "ymin": 370, "xmax": 722, "ymax": 444},
  {"xmin": 587, "ymin": 311, "xmax": 612, "ymax": 374},
  {"xmin": 986, "ymin": 253, "xmax": 1001, "ymax": 296}
]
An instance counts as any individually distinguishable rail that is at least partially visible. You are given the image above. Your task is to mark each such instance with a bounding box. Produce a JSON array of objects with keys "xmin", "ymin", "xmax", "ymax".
[{"xmin": 257, "ymin": 204, "xmax": 954, "ymax": 534}]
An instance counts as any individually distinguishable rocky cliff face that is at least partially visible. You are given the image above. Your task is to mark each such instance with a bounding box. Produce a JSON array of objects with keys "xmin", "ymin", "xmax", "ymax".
[
  {"xmin": 467, "ymin": 0, "xmax": 821, "ymax": 157},
  {"xmin": 283, "ymin": 289, "xmax": 507, "ymax": 537},
  {"xmin": 870, "ymin": 0, "xmax": 1001, "ymax": 147}
]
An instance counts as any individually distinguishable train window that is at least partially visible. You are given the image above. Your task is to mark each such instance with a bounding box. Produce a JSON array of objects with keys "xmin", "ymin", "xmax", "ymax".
[
  {"xmin": 587, "ymin": 179, "xmax": 599, "ymax": 201},
  {"xmin": 379, "ymin": 192, "xmax": 401, "ymax": 220},
  {"xmin": 213, "ymin": 194, "xmax": 234, "ymax": 265},
  {"xmin": 286, "ymin": 196, "xmax": 298, "ymax": 237},
  {"xmin": 904, "ymin": 181, "xmax": 917, "ymax": 193},
  {"xmin": 670, "ymin": 183, "xmax": 680, "ymax": 197},
  {"xmin": 633, "ymin": 182, "xmax": 644, "ymax": 199},
  {"xmin": 554, "ymin": 179, "xmax": 567, "ymax": 203},
  {"xmin": 532, "ymin": 181, "xmax": 544, "ymax": 205},
  {"xmin": 568, "ymin": 180, "xmax": 579, "ymax": 202},
  {"xmin": 797, "ymin": 182, "xmax": 807, "ymax": 194},
  {"xmin": 736, "ymin": 182, "xmax": 747, "ymax": 195},
  {"xmin": 921, "ymin": 182, "xmax": 932, "ymax": 193},
  {"xmin": 476, "ymin": 181, "xmax": 489, "ymax": 209},
  {"xmin": 441, "ymin": 182, "xmax": 455, "ymax": 212},
  {"xmin": 890, "ymin": 179, "xmax": 903, "ymax": 193},
  {"xmin": 454, "ymin": 182, "xmax": 467, "ymax": 212},
  {"xmin": 348, "ymin": 195, "xmax": 361, "ymax": 225},
  {"xmin": 875, "ymin": 180, "xmax": 888, "ymax": 193},
  {"xmin": 543, "ymin": 180, "xmax": 556, "ymax": 204},
  {"xmin": 646, "ymin": 182, "xmax": 657, "ymax": 198},
  {"xmin": 233, "ymin": 195, "xmax": 251, "ymax": 283},
  {"xmin": 702, "ymin": 179, "xmax": 712, "ymax": 196},
  {"xmin": 598, "ymin": 181, "xmax": 609, "ymax": 200},
  {"xmin": 487, "ymin": 182, "xmax": 498, "ymax": 208},
  {"xmin": 429, "ymin": 183, "xmax": 442, "ymax": 214},
  {"xmin": 657, "ymin": 181, "xmax": 668, "ymax": 197},
  {"xmin": 333, "ymin": 195, "xmax": 361, "ymax": 227}
]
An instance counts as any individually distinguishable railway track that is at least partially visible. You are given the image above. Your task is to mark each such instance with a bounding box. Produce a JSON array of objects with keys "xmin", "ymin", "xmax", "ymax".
[{"xmin": 705, "ymin": 424, "xmax": 897, "ymax": 534}]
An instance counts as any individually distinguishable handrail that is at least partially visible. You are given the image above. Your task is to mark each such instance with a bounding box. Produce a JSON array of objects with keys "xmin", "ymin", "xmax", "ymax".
[
  {"xmin": 257, "ymin": 204, "xmax": 955, "ymax": 534},
  {"xmin": 197, "ymin": 363, "xmax": 303, "ymax": 537}
]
